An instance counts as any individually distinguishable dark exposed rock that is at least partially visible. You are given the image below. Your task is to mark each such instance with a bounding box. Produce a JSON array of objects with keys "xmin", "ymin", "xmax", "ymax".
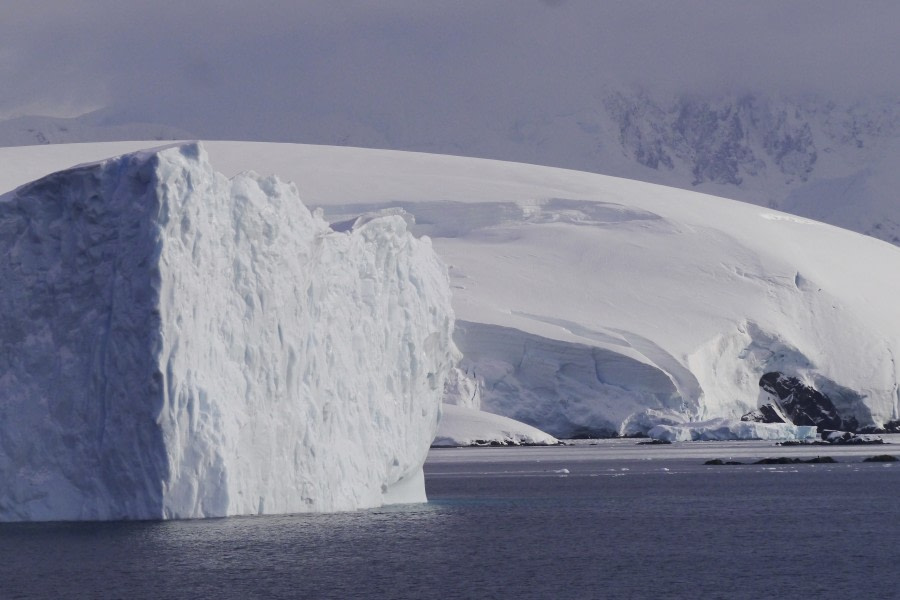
[
  {"xmin": 741, "ymin": 410, "xmax": 763, "ymax": 423},
  {"xmin": 755, "ymin": 457, "xmax": 802, "ymax": 464},
  {"xmin": 637, "ymin": 439, "xmax": 672, "ymax": 445},
  {"xmin": 758, "ymin": 372, "xmax": 859, "ymax": 433},
  {"xmin": 605, "ymin": 92, "xmax": 820, "ymax": 188},
  {"xmin": 778, "ymin": 432, "xmax": 885, "ymax": 445},
  {"xmin": 863, "ymin": 455, "xmax": 898, "ymax": 462},
  {"xmin": 568, "ymin": 427, "xmax": 620, "ymax": 440},
  {"xmin": 776, "ymin": 440, "xmax": 830, "ymax": 446},
  {"xmin": 762, "ymin": 121, "xmax": 817, "ymax": 184},
  {"xmin": 704, "ymin": 459, "xmax": 745, "ymax": 465},
  {"xmin": 754, "ymin": 456, "xmax": 836, "ymax": 464},
  {"xmin": 857, "ymin": 425, "xmax": 885, "ymax": 434},
  {"xmin": 822, "ymin": 430, "xmax": 884, "ymax": 445},
  {"xmin": 805, "ymin": 456, "xmax": 838, "ymax": 463},
  {"xmin": 741, "ymin": 403, "xmax": 786, "ymax": 424},
  {"xmin": 462, "ymin": 438, "xmax": 564, "ymax": 447},
  {"xmin": 858, "ymin": 420, "xmax": 900, "ymax": 435}
]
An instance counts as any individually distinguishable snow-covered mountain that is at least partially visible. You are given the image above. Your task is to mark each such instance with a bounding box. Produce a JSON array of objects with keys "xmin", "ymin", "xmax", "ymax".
[
  {"xmin": 416, "ymin": 90, "xmax": 900, "ymax": 248},
  {"xmin": 0, "ymin": 143, "xmax": 454, "ymax": 521},
  {"xmin": 4, "ymin": 90, "xmax": 896, "ymax": 247},
  {"xmin": 3, "ymin": 141, "xmax": 899, "ymax": 444},
  {"xmin": 572, "ymin": 91, "xmax": 900, "ymax": 247}
]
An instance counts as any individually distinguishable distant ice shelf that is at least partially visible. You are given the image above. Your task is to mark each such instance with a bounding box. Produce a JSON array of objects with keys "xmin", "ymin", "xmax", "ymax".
[
  {"xmin": 0, "ymin": 142, "xmax": 456, "ymax": 521},
  {"xmin": 648, "ymin": 419, "xmax": 818, "ymax": 442}
]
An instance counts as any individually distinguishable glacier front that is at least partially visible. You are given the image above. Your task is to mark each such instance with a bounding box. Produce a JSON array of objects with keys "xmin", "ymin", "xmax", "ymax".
[{"xmin": 0, "ymin": 143, "xmax": 456, "ymax": 521}]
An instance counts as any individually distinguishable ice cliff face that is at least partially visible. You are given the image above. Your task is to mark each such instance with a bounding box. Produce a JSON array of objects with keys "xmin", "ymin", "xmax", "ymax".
[{"xmin": 0, "ymin": 143, "xmax": 455, "ymax": 521}]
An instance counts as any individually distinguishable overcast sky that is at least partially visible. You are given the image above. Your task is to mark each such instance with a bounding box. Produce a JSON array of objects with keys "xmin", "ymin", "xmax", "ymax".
[{"xmin": 2, "ymin": 1, "xmax": 898, "ymax": 139}]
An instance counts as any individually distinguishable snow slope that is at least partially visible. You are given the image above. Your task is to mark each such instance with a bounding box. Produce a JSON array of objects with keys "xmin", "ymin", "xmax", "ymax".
[
  {"xmin": 433, "ymin": 404, "xmax": 558, "ymax": 447},
  {"xmin": 2, "ymin": 141, "xmax": 899, "ymax": 441},
  {"xmin": 0, "ymin": 143, "xmax": 455, "ymax": 521}
]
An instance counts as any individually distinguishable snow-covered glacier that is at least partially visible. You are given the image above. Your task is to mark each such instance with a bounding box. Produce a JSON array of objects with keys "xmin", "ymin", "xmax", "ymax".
[
  {"xmin": 0, "ymin": 143, "xmax": 455, "ymax": 521},
  {"xmin": 5, "ymin": 141, "xmax": 900, "ymax": 443}
]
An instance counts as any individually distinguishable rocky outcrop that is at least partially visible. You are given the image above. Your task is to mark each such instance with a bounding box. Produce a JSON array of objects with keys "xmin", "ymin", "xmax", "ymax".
[
  {"xmin": 863, "ymin": 455, "xmax": 898, "ymax": 462},
  {"xmin": 606, "ymin": 92, "xmax": 820, "ymax": 187},
  {"xmin": 858, "ymin": 420, "xmax": 900, "ymax": 434},
  {"xmin": 741, "ymin": 404, "xmax": 786, "ymax": 424},
  {"xmin": 757, "ymin": 372, "xmax": 859, "ymax": 433}
]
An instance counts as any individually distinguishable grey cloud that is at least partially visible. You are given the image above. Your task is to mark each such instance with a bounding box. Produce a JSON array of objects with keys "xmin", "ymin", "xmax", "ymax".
[{"xmin": 1, "ymin": 1, "xmax": 897, "ymax": 136}]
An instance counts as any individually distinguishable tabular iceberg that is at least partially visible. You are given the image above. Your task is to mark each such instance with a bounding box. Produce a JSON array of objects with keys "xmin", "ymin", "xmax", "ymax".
[
  {"xmin": 0, "ymin": 143, "xmax": 456, "ymax": 521},
  {"xmin": 648, "ymin": 419, "xmax": 818, "ymax": 443}
]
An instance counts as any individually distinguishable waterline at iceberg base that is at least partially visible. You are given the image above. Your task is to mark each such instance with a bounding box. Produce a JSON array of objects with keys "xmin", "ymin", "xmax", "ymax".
[{"xmin": 0, "ymin": 143, "xmax": 456, "ymax": 522}]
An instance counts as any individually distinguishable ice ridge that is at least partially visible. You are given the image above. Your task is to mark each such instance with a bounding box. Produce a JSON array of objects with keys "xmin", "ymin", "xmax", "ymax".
[{"xmin": 0, "ymin": 142, "xmax": 456, "ymax": 521}]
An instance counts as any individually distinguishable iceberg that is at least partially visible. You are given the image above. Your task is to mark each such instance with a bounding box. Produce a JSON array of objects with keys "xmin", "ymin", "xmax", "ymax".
[
  {"xmin": 648, "ymin": 419, "xmax": 818, "ymax": 442},
  {"xmin": 0, "ymin": 143, "xmax": 456, "ymax": 521}
]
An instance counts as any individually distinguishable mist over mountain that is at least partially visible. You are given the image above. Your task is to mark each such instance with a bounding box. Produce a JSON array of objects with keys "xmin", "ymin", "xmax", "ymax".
[
  {"xmin": 5, "ymin": 88, "xmax": 898, "ymax": 245},
  {"xmin": 2, "ymin": 2, "xmax": 898, "ymax": 243},
  {"xmin": 0, "ymin": 110, "xmax": 195, "ymax": 146}
]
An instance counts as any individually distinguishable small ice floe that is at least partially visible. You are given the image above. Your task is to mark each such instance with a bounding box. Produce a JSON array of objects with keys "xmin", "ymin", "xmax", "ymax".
[{"xmin": 552, "ymin": 468, "xmax": 570, "ymax": 475}]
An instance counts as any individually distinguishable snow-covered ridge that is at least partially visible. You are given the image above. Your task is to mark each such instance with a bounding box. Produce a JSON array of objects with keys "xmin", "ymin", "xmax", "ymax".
[
  {"xmin": 0, "ymin": 142, "xmax": 456, "ymax": 521},
  {"xmin": 4, "ymin": 91, "xmax": 900, "ymax": 247}
]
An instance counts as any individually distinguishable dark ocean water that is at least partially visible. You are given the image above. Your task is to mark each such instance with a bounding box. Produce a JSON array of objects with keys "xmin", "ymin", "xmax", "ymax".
[{"xmin": 2, "ymin": 443, "xmax": 899, "ymax": 600}]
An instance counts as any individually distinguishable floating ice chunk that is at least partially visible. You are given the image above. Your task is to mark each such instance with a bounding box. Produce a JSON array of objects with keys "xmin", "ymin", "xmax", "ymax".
[{"xmin": 0, "ymin": 143, "xmax": 456, "ymax": 521}]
